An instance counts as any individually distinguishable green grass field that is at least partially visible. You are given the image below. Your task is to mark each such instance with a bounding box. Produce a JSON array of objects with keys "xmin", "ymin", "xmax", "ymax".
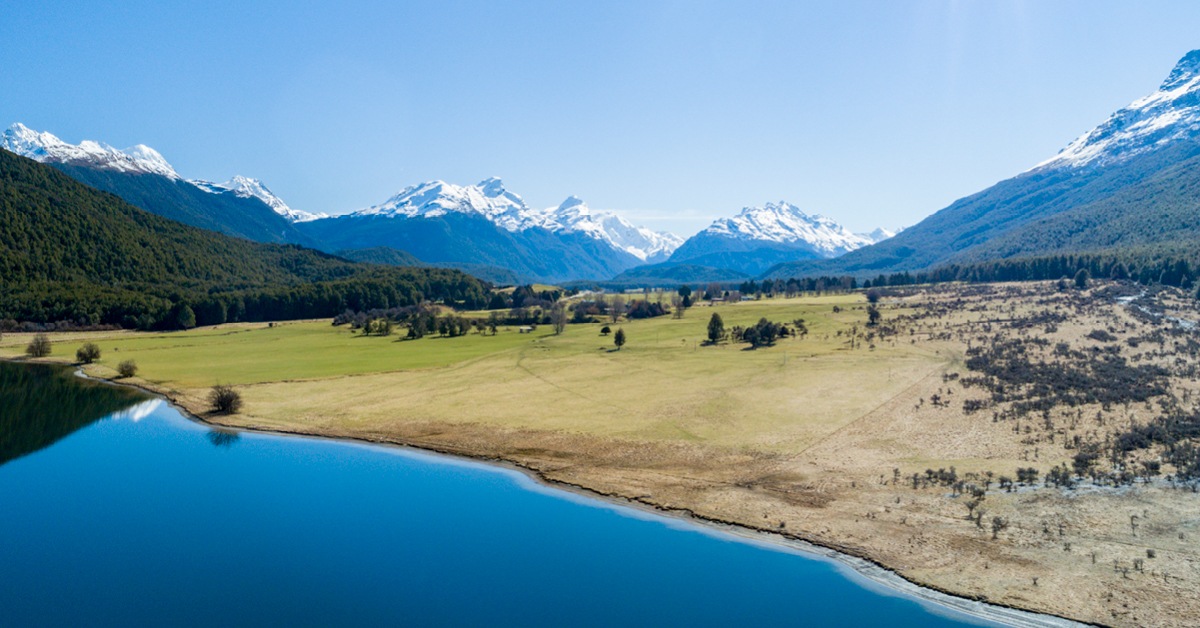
[{"xmin": 0, "ymin": 294, "xmax": 945, "ymax": 451}]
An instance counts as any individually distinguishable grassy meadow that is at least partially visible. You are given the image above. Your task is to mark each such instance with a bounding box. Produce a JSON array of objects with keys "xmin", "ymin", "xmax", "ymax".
[{"xmin": 0, "ymin": 294, "xmax": 948, "ymax": 452}]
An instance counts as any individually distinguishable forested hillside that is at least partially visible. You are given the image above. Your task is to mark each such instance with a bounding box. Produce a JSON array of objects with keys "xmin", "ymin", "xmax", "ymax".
[
  {"xmin": 50, "ymin": 163, "xmax": 322, "ymax": 248},
  {"xmin": 0, "ymin": 149, "xmax": 487, "ymax": 328}
]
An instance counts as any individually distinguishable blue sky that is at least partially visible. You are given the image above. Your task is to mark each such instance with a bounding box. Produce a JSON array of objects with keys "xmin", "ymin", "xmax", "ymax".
[{"xmin": 3, "ymin": 1, "xmax": 1199, "ymax": 237}]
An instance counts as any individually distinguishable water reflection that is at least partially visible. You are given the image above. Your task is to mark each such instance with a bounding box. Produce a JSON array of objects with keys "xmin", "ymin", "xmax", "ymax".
[
  {"xmin": 206, "ymin": 428, "xmax": 241, "ymax": 448},
  {"xmin": 111, "ymin": 399, "xmax": 164, "ymax": 422},
  {"xmin": 0, "ymin": 361, "xmax": 148, "ymax": 466}
]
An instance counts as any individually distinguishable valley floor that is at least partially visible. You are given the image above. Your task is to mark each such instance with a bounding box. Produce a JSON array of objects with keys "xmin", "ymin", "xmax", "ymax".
[{"xmin": 5, "ymin": 283, "xmax": 1199, "ymax": 627}]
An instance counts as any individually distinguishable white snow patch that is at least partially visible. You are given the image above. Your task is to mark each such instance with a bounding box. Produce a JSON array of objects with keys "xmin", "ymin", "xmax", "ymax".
[{"xmin": 2, "ymin": 123, "xmax": 180, "ymax": 178}]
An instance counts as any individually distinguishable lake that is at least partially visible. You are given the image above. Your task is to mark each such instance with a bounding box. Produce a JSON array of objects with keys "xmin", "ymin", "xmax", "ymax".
[{"xmin": 0, "ymin": 362, "xmax": 1029, "ymax": 627}]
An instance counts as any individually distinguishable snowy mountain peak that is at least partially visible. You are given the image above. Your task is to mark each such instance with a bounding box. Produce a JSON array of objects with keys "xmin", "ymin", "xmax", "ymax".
[
  {"xmin": 537, "ymin": 196, "xmax": 682, "ymax": 262},
  {"xmin": 855, "ymin": 227, "xmax": 901, "ymax": 243},
  {"xmin": 557, "ymin": 195, "xmax": 587, "ymax": 211},
  {"xmin": 1161, "ymin": 49, "xmax": 1200, "ymax": 92},
  {"xmin": 1035, "ymin": 50, "xmax": 1200, "ymax": 171},
  {"xmin": 703, "ymin": 201, "xmax": 873, "ymax": 257},
  {"xmin": 356, "ymin": 178, "xmax": 536, "ymax": 232},
  {"xmin": 1, "ymin": 123, "xmax": 180, "ymax": 178},
  {"xmin": 191, "ymin": 175, "xmax": 327, "ymax": 223},
  {"xmin": 353, "ymin": 179, "xmax": 682, "ymax": 262}
]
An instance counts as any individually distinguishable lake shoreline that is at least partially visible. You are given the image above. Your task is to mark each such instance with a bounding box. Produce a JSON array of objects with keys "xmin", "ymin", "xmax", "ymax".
[{"xmin": 50, "ymin": 360, "xmax": 1092, "ymax": 628}]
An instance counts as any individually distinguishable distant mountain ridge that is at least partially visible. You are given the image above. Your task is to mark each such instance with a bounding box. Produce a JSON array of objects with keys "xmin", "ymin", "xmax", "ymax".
[
  {"xmin": 346, "ymin": 178, "xmax": 681, "ymax": 262},
  {"xmin": 765, "ymin": 48, "xmax": 1200, "ymax": 280},
  {"xmin": 300, "ymin": 178, "xmax": 684, "ymax": 282},
  {"xmin": 667, "ymin": 201, "xmax": 890, "ymax": 275},
  {"xmin": 2, "ymin": 123, "xmax": 179, "ymax": 178},
  {"xmin": 191, "ymin": 175, "xmax": 328, "ymax": 223},
  {"xmin": 1, "ymin": 123, "xmax": 320, "ymax": 246}
]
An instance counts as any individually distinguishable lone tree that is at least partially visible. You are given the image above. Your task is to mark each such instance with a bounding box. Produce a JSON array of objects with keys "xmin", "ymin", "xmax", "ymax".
[
  {"xmin": 600, "ymin": 325, "xmax": 612, "ymax": 336},
  {"xmin": 707, "ymin": 312, "xmax": 725, "ymax": 344},
  {"xmin": 76, "ymin": 342, "xmax": 101, "ymax": 364},
  {"xmin": 551, "ymin": 301, "xmax": 567, "ymax": 335},
  {"xmin": 209, "ymin": 384, "xmax": 243, "ymax": 414},
  {"xmin": 117, "ymin": 359, "xmax": 138, "ymax": 378},
  {"xmin": 867, "ymin": 304, "xmax": 882, "ymax": 326},
  {"xmin": 609, "ymin": 295, "xmax": 626, "ymax": 323},
  {"xmin": 866, "ymin": 288, "xmax": 882, "ymax": 304},
  {"xmin": 991, "ymin": 516, "xmax": 1010, "ymax": 540},
  {"xmin": 26, "ymin": 333, "xmax": 51, "ymax": 358},
  {"xmin": 614, "ymin": 327, "xmax": 626, "ymax": 351},
  {"xmin": 1074, "ymin": 268, "xmax": 1090, "ymax": 289}
]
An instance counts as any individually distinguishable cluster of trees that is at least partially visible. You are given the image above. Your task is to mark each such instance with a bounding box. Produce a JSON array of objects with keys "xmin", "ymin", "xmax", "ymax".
[
  {"xmin": 739, "ymin": 276, "xmax": 859, "ymax": 296},
  {"xmin": 486, "ymin": 285, "xmax": 565, "ymax": 311},
  {"xmin": 730, "ymin": 318, "xmax": 791, "ymax": 347}
]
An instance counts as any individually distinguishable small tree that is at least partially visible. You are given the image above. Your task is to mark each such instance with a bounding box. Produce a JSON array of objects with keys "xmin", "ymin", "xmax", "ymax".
[
  {"xmin": 209, "ymin": 384, "xmax": 243, "ymax": 414},
  {"xmin": 614, "ymin": 328, "xmax": 626, "ymax": 350},
  {"xmin": 707, "ymin": 312, "xmax": 725, "ymax": 344},
  {"xmin": 76, "ymin": 342, "xmax": 101, "ymax": 364},
  {"xmin": 174, "ymin": 304, "xmax": 196, "ymax": 330},
  {"xmin": 551, "ymin": 301, "xmax": 567, "ymax": 335},
  {"xmin": 671, "ymin": 294, "xmax": 684, "ymax": 319},
  {"xmin": 117, "ymin": 359, "xmax": 138, "ymax": 378},
  {"xmin": 867, "ymin": 305, "xmax": 881, "ymax": 326},
  {"xmin": 26, "ymin": 333, "xmax": 51, "ymax": 358},
  {"xmin": 600, "ymin": 325, "xmax": 612, "ymax": 336},
  {"xmin": 991, "ymin": 516, "xmax": 1009, "ymax": 540},
  {"xmin": 1074, "ymin": 268, "xmax": 1090, "ymax": 289},
  {"xmin": 609, "ymin": 296, "xmax": 626, "ymax": 323},
  {"xmin": 866, "ymin": 288, "xmax": 881, "ymax": 304}
]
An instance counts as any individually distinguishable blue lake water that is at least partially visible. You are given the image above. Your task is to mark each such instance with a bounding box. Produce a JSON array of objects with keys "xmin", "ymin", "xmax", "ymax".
[{"xmin": 0, "ymin": 365, "xmax": 1014, "ymax": 627}]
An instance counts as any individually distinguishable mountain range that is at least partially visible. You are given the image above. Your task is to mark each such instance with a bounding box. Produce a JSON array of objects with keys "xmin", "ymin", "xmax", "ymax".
[
  {"xmin": 8, "ymin": 49, "xmax": 1200, "ymax": 288},
  {"xmin": 2, "ymin": 123, "xmax": 895, "ymax": 284},
  {"xmin": 664, "ymin": 202, "xmax": 893, "ymax": 275}
]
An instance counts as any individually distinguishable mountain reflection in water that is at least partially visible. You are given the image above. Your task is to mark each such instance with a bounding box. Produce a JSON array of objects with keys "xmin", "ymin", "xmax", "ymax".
[{"xmin": 0, "ymin": 361, "xmax": 148, "ymax": 466}]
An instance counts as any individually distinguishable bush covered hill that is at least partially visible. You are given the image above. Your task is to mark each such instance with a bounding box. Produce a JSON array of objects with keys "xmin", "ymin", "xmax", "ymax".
[{"xmin": 0, "ymin": 149, "xmax": 487, "ymax": 328}]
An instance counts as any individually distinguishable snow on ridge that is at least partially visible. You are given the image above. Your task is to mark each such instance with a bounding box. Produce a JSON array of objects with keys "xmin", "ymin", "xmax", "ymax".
[
  {"xmin": 536, "ymin": 196, "xmax": 683, "ymax": 261},
  {"xmin": 354, "ymin": 177, "xmax": 538, "ymax": 232},
  {"xmin": 353, "ymin": 179, "xmax": 683, "ymax": 260},
  {"xmin": 702, "ymin": 201, "xmax": 873, "ymax": 256},
  {"xmin": 1034, "ymin": 50, "xmax": 1200, "ymax": 172},
  {"xmin": 855, "ymin": 227, "xmax": 901, "ymax": 243},
  {"xmin": 1, "ymin": 123, "xmax": 180, "ymax": 178},
  {"xmin": 192, "ymin": 175, "xmax": 327, "ymax": 223}
]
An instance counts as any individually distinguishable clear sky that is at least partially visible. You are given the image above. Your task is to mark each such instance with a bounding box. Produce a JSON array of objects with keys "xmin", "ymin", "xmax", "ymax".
[{"xmin": 3, "ymin": 1, "xmax": 1199, "ymax": 237}]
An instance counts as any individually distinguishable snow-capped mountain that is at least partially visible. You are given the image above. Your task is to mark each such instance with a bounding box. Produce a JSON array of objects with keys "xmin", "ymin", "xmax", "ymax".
[
  {"xmin": 2, "ymin": 123, "xmax": 323, "ymax": 226},
  {"xmin": 665, "ymin": 201, "xmax": 875, "ymax": 275},
  {"xmin": 2, "ymin": 123, "xmax": 180, "ymax": 178},
  {"xmin": 855, "ymin": 227, "xmax": 901, "ymax": 243},
  {"xmin": 351, "ymin": 178, "xmax": 682, "ymax": 261},
  {"xmin": 3, "ymin": 123, "xmax": 319, "ymax": 246},
  {"xmin": 1035, "ymin": 49, "xmax": 1200, "ymax": 171},
  {"xmin": 354, "ymin": 177, "xmax": 538, "ymax": 232},
  {"xmin": 533, "ymin": 196, "xmax": 682, "ymax": 262},
  {"xmin": 699, "ymin": 201, "xmax": 874, "ymax": 257},
  {"xmin": 192, "ymin": 176, "xmax": 327, "ymax": 223}
]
